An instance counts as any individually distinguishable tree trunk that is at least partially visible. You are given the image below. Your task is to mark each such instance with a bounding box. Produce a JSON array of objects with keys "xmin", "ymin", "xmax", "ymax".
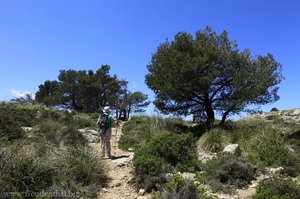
[
  {"xmin": 116, "ymin": 108, "xmax": 119, "ymax": 119},
  {"xmin": 127, "ymin": 110, "xmax": 130, "ymax": 119},
  {"xmin": 206, "ymin": 108, "xmax": 215, "ymax": 129},
  {"xmin": 204, "ymin": 98, "xmax": 215, "ymax": 129},
  {"xmin": 127, "ymin": 105, "xmax": 131, "ymax": 119},
  {"xmin": 220, "ymin": 110, "xmax": 230, "ymax": 126},
  {"xmin": 123, "ymin": 109, "xmax": 127, "ymax": 120}
]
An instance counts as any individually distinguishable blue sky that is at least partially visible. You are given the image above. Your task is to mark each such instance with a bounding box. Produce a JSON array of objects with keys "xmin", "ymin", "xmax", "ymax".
[{"xmin": 0, "ymin": 0, "xmax": 299, "ymax": 117}]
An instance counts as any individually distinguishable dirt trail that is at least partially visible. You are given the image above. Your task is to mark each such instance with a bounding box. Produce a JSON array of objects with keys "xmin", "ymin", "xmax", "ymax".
[{"xmin": 89, "ymin": 124, "xmax": 144, "ymax": 199}]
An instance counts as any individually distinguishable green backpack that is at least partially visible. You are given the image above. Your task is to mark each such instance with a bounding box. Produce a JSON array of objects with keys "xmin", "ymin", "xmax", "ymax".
[{"xmin": 98, "ymin": 113, "xmax": 109, "ymax": 128}]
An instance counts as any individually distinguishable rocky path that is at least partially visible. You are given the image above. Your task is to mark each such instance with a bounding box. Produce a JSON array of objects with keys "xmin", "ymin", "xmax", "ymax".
[{"xmin": 88, "ymin": 124, "xmax": 147, "ymax": 199}]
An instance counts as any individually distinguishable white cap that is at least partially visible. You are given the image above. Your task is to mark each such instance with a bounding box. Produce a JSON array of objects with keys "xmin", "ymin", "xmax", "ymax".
[{"xmin": 103, "ymin": 106, "xmax": 111, "ymax": 113}]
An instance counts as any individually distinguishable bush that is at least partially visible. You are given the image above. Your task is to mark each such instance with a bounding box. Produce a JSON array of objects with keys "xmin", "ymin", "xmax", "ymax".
[
  {"xmin": 247, "ymin": 129, "xmax": 299, "ymax": 170},
  {"xmin": 199, "ymin": 154, "xmax": 257, "ymax": 192},
  {"xmin": 164, "ymin": 118, "xmax": 188, "ymax": 133},
  {"xmin": 226, "ymin": 120, "xmax": 299, "ymax": 175},
  {"xmin": 134, "ymin": 154, "xmax": 168, "ymax": 191},
  {"xmin": 162, "ymin": 175, "xmax": 201, "ymax": 199},
  {"xmin": 198, "ymin": 128, "xmax": 226, "ymax": 152},
  {"xmin": 256, "ymin": 144, "xmax": 296, "ymax": 168},
  {"xmin": 0, "ymin": 103, "xmax": 40, "ymax": 126},
  {"xmin": 0, "ymin": 145, "xmax": 107, "ymax": 198},
  {"xmin": 36, "ymin": 121, "xmax": 87, "ymax": 148},
  {"xmin": 253, "ymin": 176, "xmax": 300, "ymax": 199},
  {"xmin": 119, "ymin": 116, "xmax": 154, "ymax": 150},
  {"xmin": 216, "ymin": 158, "xmax": 256, "ymax": 188},
  {"xmin": 0, "ymin": 144, "xmax": 54, "ymax": 193},
  {"xmin": 30, "ymin": 146, "xmax": 107, "ymax": 198},
  {"xmin": 265, "ymin": 114, "xmax": 279, "ymax": 121},
  {"xmin": 73, "ymin": 113, "xmax": 98, "ymax": 128},
  {"xmin": 270, "ymin": 107, "xmax": 279, "ymax": 112},
  {"xmin": 222, "ymin": 120, "xmax": 263, "ymax": 151},
  {"xmin": 119, "ymin": 116, "xmax": 189, "ymax": 151},
  {"xmin": 0, "ymin": 113, "xmax": 24, "ymax": 140},
  {"xmin": 37, "ymin": 121, "xmax": 64, "ymax": 146},
  {"xmin": 61, "ymin": 126, "xmax": 88, "ymax": 146},
  {"xmin": 133, "ymin": 131, "xmax": 199, "ymax": 191},
  {"xmin": 0, "ymin": 104, "xmax": 107, "ymax": 198},
  {"xmin": 56, "ymin": 146, "xmax": 107, "ymax": 186},
  {"xmin": 37, "ymin": 109, "xmax": 66, "ymax": 123}
]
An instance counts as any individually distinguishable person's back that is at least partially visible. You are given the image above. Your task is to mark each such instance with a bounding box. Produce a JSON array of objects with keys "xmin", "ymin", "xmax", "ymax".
[
  {"xmin": 98, "ymin": 113, "xmax": 111, "ymax": 129},
  {"xmin": 97, "ymin": 106, "xmax": 113, "ymax": 158}
]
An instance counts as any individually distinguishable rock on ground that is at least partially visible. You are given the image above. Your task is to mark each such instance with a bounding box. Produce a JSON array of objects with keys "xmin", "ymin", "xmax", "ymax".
[
  {"xmin": 223, "ymin": 144, "xmax": 240, "ymax": 154},
  {"xmin": 78, "ymin": 128, "xmax": 99, "ymax": 143},
  {"xmin": 21, "ymin": 127, "xmax": 34, "ymax": 132}
]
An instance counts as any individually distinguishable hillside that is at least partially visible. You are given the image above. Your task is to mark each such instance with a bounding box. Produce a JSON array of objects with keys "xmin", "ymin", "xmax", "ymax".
[
  {"xmin": 1, "ymin": 103, "xmax": 300, "ymax": 199},
  {"xmin": 0, "ymin": 103, "xmax": 106, "ymax": 198},
  {"xmin": 119, "ymin": 110, "xmax": 300, "ymax": 198},
  {"xmin": 246, "ymin": 108, "xmax": 300, "ymax": 123}
]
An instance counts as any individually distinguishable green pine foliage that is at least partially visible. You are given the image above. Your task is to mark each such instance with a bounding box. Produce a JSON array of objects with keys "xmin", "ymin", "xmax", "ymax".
[{"xmin": 146, "ymin": 26, "xmax": 283, "ymax": 127}]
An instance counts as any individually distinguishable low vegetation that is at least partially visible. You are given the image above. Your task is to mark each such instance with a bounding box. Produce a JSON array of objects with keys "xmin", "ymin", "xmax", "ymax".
[
  {"xmin": 133, "ymin": 131, "xmax": 200, "ymax": 191},
  {"xmin": 153, "ymin": 174, "xmax": 204, "ymax": 199},
  {"xmin": 120, "ymin": 113, "xmax": 300, "ymax": 197},
  {"xmin": 197, "ymin": 154, "xmax": 258, "ymax": 193},
  {"xmin": 253, "ymin": 176, "xmax": 300, "ymax": 199},
  {"xmin": 119, "ymin": 115, "xmax": 188, "ymax": 151},
  {"xmin": 2, "ymin": 102, "xmax": 300, "ymax": 198},
  {"xmin": 0, "ymin": 103, "xmax": 106, "ymax": 198}
]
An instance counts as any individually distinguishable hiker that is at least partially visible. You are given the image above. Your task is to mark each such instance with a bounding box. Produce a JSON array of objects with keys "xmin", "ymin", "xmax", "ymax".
[{"xmin": 96, "ymin": 106, "xmax": 116, "ymax": 159}]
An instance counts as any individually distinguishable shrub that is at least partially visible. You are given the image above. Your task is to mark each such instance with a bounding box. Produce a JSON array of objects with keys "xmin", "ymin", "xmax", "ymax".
[
  {"xmin": 0, "ymin": 103, "xmax": 40, "ymax": 126},
  {"xmin": 216, "ymin": 158, "xmax": 256, "ymax": 188},
  {"xmin": 0, "ymin": 104, "xmax": 107, "ymax": 198},
  {"xmin": 37, "ymin": 109, "xmax": 65, "ymax": 122},
  {"xmin": 287, "ymin": 130, "xmax": 300, "ymax": 156},
  {"xmin": 43, "ymin": 146, "xmax": 107, "ymax": 198},
  {"xmin": 265, "ymin": 114, "xmax": 279, "ymax": 121},
  {"xmin": 73, "ymin": 113, "xmax": 97, "ymax": 128},
  {"xmin": 270, "ymin": 107, "xmax": 279, "ymax": 112},
  {"xmin": 164, "ymin": 118, "xmax": 188, "ymax": 133},
  {"xmin": 119, "ymin": 116, "xmax": 156, "ymax": 150},
  {"xmin": 56, "ymin": 146, "xmax": 107, "ymax": 186},
  {"xmin": 134, "ymin": 154, "xmax": 168, "ymax": 191},
  {"xmin": 162, "ymin": 175, "xmax": 201, "ymax": 199},
  {"xmin": 61, "ymin": 126, "xmax": 88, "ymax": 146},
  {"xmin": 0, "ymin": 145, "xmax": 107, "ymax": 198},
  {"xmin": 228, "ymin": 121, "xmax": 299, "ymax": 173},
  {"xmin": 145, "ymin": 131, "xmax": 198, "ymax": 170},
  {"xmin": 256, "ymin": 144, "xmax": 296, "ymax": 167},
  {"xmin": 133, "ymin": 131, "xmax": 199, "ymax": 191},
  {"xmin": 247, "ymin": 129, "xmax": 299, "ymax": 170},
  {"xmin": 253, "ymin": 176, "xmax": 300, "ymax": 199},
  {"xmin": 119, "ymin": 115, "xmax": 187, "ymax": 150},
  {"xmin": 37, "ymin": 121, "xmax": 64, "ymax": 146},
  {"xmin": 36, "ymin": 121, "xmax": 87, "ymax": 148},
  {"xmin": 198, "ymin": 129, "xmax": 226, "ymax": 152},
  {"xmin": 199, "ymin": 154, "xmax": 257, "ymax": 192},
  {"xmin": 0, "ymin": 145, "xmax": 54, "ymax": 193},
  {"xmin": 223, "ymin": 120, "xmax": 263, "ymax": 150},
  {"xmin": 0, "ymin": 113, "xmax": 24, "ymax": 140}
]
